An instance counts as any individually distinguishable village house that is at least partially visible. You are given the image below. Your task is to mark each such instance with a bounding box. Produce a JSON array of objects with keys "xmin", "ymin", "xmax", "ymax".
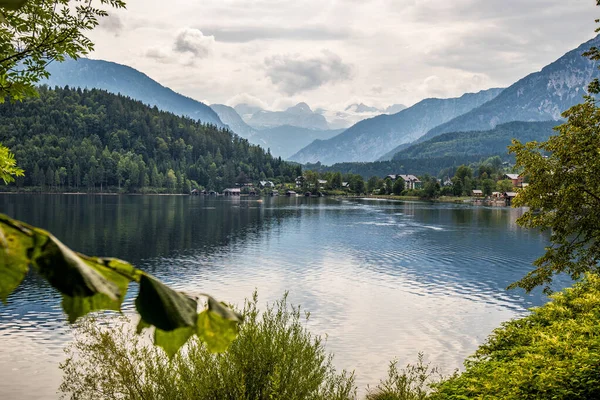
[
  {"xmin": 223, "ymin": 188, "xmax": 241, "ymax": 196},
  {"xmin": 386, "ymin": 174, "xmax": 422, "ymax": 190},
  {"xmin": 318, "ymin": 179, "xmax": 327, "ymax": 189},
  {"xmin": 259, "ymin": 180, "xmax": 275, "ymax": 188},
  {"xmin": 504, "ymin": 174, "xmax": 524, "ymax": 188},
  {"xmin": 472, "ymin": 189, "xmax": 484, "ymax": 197},
  {"xmin": 295, "ymin": 176, "xmax": 305, "ymax": 188}
]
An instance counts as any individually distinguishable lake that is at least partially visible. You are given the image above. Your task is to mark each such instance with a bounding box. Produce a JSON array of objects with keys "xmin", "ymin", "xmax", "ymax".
[{"xmin": 0, "ymin": 194, "xmax": 559, "ymax": 399}]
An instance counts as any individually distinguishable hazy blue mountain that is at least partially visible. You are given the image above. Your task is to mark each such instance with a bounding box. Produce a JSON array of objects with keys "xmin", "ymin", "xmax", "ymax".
[
  {"xmin": 385, "ymin": 104, "xmax": 407, "ymax": 114},
  {"xmin": 234, "ymin": 103, "xmax": 264, "ymax": 120},
  {"xmin": 42, "ymin": 58, "xmax": 224, "ymax": 126},
  {"xmin": 246, "ymin": 102, "xmax": 329, "ymax": 130},
  {"xmin": 252, "ymin": 126, "xmax": 344, "ymax": 159},
  {"xmin": 210, "ymin": 104, "xmax": 257, "ymax": 139},
  {"xmin": 345, "ymin": 103, "xmax": 380, "ymax": 113},
  {"xmin": 420, "ymin": 35, "xmax": 600, "ymax": 141},
  {"xmin": 288, "ymin": 88, "xmax": 503, "ymax": 165},
  {"xmin": 392, "ymin": 121, "xmax": 559, "ymax": 160}
]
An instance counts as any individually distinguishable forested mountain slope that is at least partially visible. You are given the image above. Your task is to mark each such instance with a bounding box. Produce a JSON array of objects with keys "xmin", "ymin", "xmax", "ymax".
[
  {"xmin": 392, "ymin": 121, "xmax": 558, "ymax": 160},
  {"xmin": 0, "ymin": 87, "xmax": 300, "ymax": 192},
  {"xmin": 420, "ymin": 35, "xmax": 600, "ymax": 141},
  {"xmin": 43, "ymin": 58, "xmax": 224, "ymax": 127}
]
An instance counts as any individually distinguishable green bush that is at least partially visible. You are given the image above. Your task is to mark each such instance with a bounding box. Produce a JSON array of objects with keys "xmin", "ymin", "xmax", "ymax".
[
  {"xmin": 366, "ymin": 353, "xmax": 441, "ymax": 400},
  {"xmin": 431, "ymin": 273, "xmax": 600, "ymax": 399},
  {"xmin": 59, "ymin": 292, "xmax": 356, "ymax": 400}
]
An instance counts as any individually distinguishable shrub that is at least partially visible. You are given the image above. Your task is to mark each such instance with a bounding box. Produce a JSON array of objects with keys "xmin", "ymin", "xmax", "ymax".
[
  {"xmin": 59, "ymin": 292, "xmax": 356, "ymax": 400},
  {"xmin": 431, "ymin": 273, "xmax": 600, "ymax": 399},
  {"xmin": 365, "ymin": 353, "xmax": 441, "ymax": 400}
]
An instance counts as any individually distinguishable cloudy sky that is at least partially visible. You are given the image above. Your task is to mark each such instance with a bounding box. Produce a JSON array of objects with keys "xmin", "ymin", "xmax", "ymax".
[{"xmin": 89, "ymin": 0, "xmax": 599, "ymax": 112}]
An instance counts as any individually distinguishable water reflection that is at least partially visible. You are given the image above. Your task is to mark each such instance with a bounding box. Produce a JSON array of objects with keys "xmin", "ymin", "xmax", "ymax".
[{"xmin": 0, "ymin": 195, "xmax": 562, "ymax": 399}]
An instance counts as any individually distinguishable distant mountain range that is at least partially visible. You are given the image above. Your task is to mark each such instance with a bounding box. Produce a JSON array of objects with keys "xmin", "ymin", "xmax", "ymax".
[
  {"xmin": 42, "ymin": 58, "xmax": 224, "ymax": 127},
  {"xmin": 288, "ymin": 88, "xmax": 503, "ymax": 165},
  {"xmin": 244, "ymin": 102, "xmax": 329, "ymax": 130},
  {"xmin": 416, "ymin": 35, "xmax": 600, "ymax": 143}
]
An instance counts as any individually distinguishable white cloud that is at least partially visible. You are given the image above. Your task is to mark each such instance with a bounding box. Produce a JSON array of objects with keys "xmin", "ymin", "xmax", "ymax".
[
  {"xmin": 86, "ymin": 0, "xmax": 599, "ymax": 111},
  {"xmin": 226, "ymin": 93, "xmax": 269, "ymax": 109},
  {"xmin": 264, "ymin": 50, "xmax": 353, "ymax": 95},
  {"xmin": 173, "ymin": 28, "xmax": 215, "ymax": 58}
]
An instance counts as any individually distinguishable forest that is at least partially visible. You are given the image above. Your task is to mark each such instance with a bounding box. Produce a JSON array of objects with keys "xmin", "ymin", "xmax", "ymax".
[{"xmin": 0, "ymin": 86, "xmax": 301, "ymax": 193}]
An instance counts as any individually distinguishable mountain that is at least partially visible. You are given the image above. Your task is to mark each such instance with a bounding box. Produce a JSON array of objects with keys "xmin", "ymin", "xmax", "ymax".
[
  {"xmin": 392, "ymin": 121, "xmax": 559, "ymax": 160},
  {"xmin": 385, "ymin": 104, "xmax": 408, "ymax": 114},
  {"xmin": 233, "ymin": 103, "xmax": 264, "ymax": 120},
  {"xmin": 251, "ymin": 126, "xmax": 344, "ymax": 159},
  {"xmin": 43, "ymin": 58, "xmax": 224, "ymax": 127},
  {"xmin": 345, "ymin": 103, "xmax": 380, "ymax": 113},
  {"xmin": 246, "ymin": 102, "xmax": 329, "ymax": 130},
  {"xmin": 288, "ymin": 88, "xmax": 503, "ymax": 165},
  {"xmin": 0, "ymin": 86, "xmax": 300, "ymax": 192},
  {"xmin": 420, "ymin": 35, "xmax": 600, "ymax": 142},
  {"xmin": 210, "ymin": 104, "xmax": 257, "ymax": 139}
]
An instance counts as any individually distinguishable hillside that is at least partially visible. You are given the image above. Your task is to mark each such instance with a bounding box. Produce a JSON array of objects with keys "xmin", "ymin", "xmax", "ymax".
[
  {"xmin": 43, "ymin": 58, "xmax": 224, "ymax": 127},
  {"xmin": 210, "ymin": 103, "xmax": 257, "ymax": 139},
  {"xmin": 0, "ymin": 87, "xmax": 300, "ymax": 192},
  {"xmin": 288, "ymin": 88, "xmax": 503, "ymax": 165},
  {"xmin": 392, "ymin": 121, "xmax": 559, "ymax": 160},
  {"xmin": 420, "ymin": 35, "xmax": 600, "ymax": 141}
]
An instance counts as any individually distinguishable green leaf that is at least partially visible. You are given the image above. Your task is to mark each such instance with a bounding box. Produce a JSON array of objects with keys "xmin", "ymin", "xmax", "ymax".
[
  {"xmin": 196, "ymin": 298, "xmax": 241, "ymax": 353},
  {"xmin": 60, "ymin": 259, "xmax": 130, "ymax": 323},
  {"xmin": 29, "ymin": 229, "xmax": 123, "ymax": 300},
  {"xmin": 154, "ymin": 326, "xmax": 194, "ymax": 358},
  {"xmin": 136, "ymin": 318, "xmax": 151, "ymax": 334},
  {"xmin": 135, "ymin": 274, "xmax": 197, "ymax": 332},
  {"xmin": 0, "ymin": 222, "xmax": 31, "ymax": 303},
  {"xmin": 0, "ymin": 0, "xmax": 28, "ymax": 11}
]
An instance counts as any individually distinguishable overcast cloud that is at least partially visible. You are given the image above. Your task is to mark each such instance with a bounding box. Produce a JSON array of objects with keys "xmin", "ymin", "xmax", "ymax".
[{"xmin": 87, "ymin": 0, "xmax": 599, "ymax": 111}]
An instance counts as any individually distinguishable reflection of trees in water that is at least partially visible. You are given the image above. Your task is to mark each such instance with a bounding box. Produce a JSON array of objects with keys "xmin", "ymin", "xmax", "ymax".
[{"xmin": 0, "ymin": 195, "xmax": 297, "ymax": 266}]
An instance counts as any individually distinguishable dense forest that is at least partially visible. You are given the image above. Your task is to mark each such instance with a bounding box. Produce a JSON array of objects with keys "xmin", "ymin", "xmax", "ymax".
[
  {"xmin": 307, "ymin": 155, "xmax": 485, "ymax": 179},
  {"xmin": 392, "ymin": 121, "xmax": 558, "ymax": 160},
  {"xmin": 0, "ymin": 86, "xmax": 301, "ymax": 193}
]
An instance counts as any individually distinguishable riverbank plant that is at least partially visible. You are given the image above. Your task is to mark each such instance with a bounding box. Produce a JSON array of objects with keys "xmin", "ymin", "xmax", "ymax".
[{"xmin": 59, "ymin": 292, "xmax": 356, "ymax": 400}]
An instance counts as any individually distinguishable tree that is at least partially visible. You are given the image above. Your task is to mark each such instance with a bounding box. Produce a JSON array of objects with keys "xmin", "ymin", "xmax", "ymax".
[
  {"xmin": 496, "ymin": 179, "xmax": 513, "ymax": 193},
  {"xmin": 0, "ymin": 0, "xmax": 126, "ymax": 102},
  {"xmin": 367, "ymin": 176, "xmax": 379, "ymax": 194},
  {"xmin": 392, "ymin": 178, "xmax": 405, "ymax": 195},
  {"xmin": 0, "ymin": 0, "xmax": 241, "ymax": 357},
  {"xmin": 481, "ymin": 179, "xmax": 495, "ymax": 196},
  {"xmin": 509, "ymin": 98, "xmax": 600, "ymax": 292}
]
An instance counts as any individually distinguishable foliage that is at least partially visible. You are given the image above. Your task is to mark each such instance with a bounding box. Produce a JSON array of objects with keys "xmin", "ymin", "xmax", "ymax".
[
  {"xmin": 0, "ymin": 213, "xmax": 241, "ymax": 355},
  {"xmin": 392, "ymin": 121, "xmax": 557, "ymax": 161},
  {"xmin": 60, "ymin": 292, "xmax": 356, "ymax": 400},
  {"xmin": 431, "ymin": 273, "xmax": 600, "ymax": 399},
  {"xmin": 0, "ymin": 86, "xmax": 300, "ymax": 192},
  {"xmin": 366, "ymin": 353, "xmax": 440, "ymax": 400},
  {"xmin": 508, "ymin": 98, "xmax": 600, "ymax": 292},
  {"xmin": 0, "ymin": 142, "xmax": 22, "ymax": 183},
  {"xmin": 0, "ymin": 0, "xmax": 125, "ymax": 102}
]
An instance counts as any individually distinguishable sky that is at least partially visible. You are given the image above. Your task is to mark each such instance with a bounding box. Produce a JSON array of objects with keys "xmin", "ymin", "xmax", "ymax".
[{"xmin": 88, "ymin": 0, "xmax": 599, "ymax": 112}]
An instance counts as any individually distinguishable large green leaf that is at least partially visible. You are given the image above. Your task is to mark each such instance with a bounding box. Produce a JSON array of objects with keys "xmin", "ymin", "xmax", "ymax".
[
  {"xmin": 0, "ymin": 221, "xmax": 32, "ymax": 303},
  {"xmin": 60, "ymin": 259, "xmax": 131, "ymax": 323},
  {"xmin": 29, "ymin": 229, "xmax": 123, "ymax": 300},
  {"xmin": 154, "ymin": 326, "xmax": 194, "ymax": 358},
  {"xmin": 135, "ymin": 274, "xmax": 198, "ymax": 332},
  {"xmin": 196, "ymin": 297, "xmax": 241, "ymax": 353}
]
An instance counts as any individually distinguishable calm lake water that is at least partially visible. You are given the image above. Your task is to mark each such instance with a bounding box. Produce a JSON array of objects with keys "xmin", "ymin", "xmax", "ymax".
[{"xmin": 0, "ymin": 194, "xmax": 561, "ymax": 399}]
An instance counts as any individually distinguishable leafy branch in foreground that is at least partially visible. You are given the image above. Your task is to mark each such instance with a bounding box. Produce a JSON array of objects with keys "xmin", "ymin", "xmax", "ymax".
[
  {"xmin": 0, "ymin": 213, "xmax": 242, "ymax": 356},
  {"xmin": 508, "ymin": 98, "xmax": 600, "ymax": 293}
]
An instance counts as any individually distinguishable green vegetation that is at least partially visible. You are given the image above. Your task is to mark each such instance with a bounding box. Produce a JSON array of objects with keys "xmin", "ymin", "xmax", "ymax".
[
  {"xmin": 60, "ymin": 293, "xmax": 356, "ymax": 400},
  {"xmin": 392, "ymin": 121, "xmax": 557, "ymax": 161},
  {"xmin": 0, "ymin": 86, "xmax": 300, "ymax": 193},
  {"xmin": 431, "ymin": 273, "xmax": 600, "ymax": 400}
]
